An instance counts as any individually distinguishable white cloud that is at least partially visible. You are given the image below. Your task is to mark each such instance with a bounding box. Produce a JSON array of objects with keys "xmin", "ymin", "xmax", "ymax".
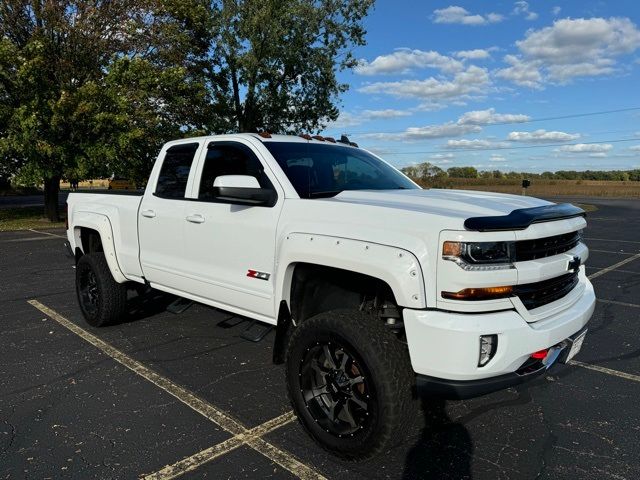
[
  {"xmin": 445, "ymin": 139, "xmax": 509, "ymax": 149},
  {"xmin": 432, "ymin": 6, "xmax": 504, "ymax": 26},
  {"xmin": 455, "ymin": 49, "xmax": 491, "ymax": 60},
  {"xmin": 552, "ymin": 6, "xmax": 562, "ymax": 16},
  {"xmin": 457, "ymin": 108, "xmax": 530, "ymax": 125},
  {"xmin": 355, "ymin": 49, "xmax": 464, "ymax": 75},
  {"xmin": 327, "ymin": 112, "xmax": 362, "ymax": 129},
  {"xmin": 513, "ymin": 1, "xmax": 538, "ymax": 21},
  {"xmin": 629, "ymin": 145, "xmax": 640, "ymax": 151},
  {"xmin": 496, "ymin": 17, "xmax": 640, "ymax": 87},
  {"xmin": 430, "ymin": 153, "xmax": 455, "ymax": 164},
  {"xmin": 490, "ymin": 154, "xmax": 508, "ymax": 162},
  {"xmin": 495, "ymin": 54, "xmax": 543, "ymax": 88},
  {"xmin": 363, "ymin": 123, "xmax": 481, "ymax": 141},
  {"xmin": 361, "ymin": 109, "xmax": 411, "ymax": 119},
  {"xmin": 558, "ymin": 143, "xmax": 613, "ymax": 152},
  {"xmin": 508, "ymin": 129, "xmax": 580, "ymax": 142},
  {"xmin": 356, "ymin": 107, "xmax": 530, "ymax": 142},
  {"xmin": 326, "ymin": 109, "xmax": 412, "ymax": 130},
  {"xmin": 358, "ymin": 65, "xmax": 490, "ymax": 103},
  {"xmin": 588, "ymin": 152, "xmax": 608, "ymax": 158}
]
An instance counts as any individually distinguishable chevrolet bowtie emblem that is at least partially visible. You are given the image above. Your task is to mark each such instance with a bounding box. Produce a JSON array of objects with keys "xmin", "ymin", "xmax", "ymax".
[{"xmin": 568, "ymin": 256, "xmax": 581, "ymax": 273}]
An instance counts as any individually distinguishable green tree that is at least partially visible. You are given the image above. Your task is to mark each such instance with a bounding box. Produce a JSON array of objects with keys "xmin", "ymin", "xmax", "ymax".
[
  {"xmin": 209, "ymin": 0, "xmax": 374, "ymax": 132},
  {"xmin": 447, "ymin": 166, "xmax": 478, "ymax": 178},
  {"xmin": 0, "ymin": 0, "xmax": 373, "ymax": 221},
  {"xmin": 0, "ymin": 0, "xmax": 213, "ymax": 220}
]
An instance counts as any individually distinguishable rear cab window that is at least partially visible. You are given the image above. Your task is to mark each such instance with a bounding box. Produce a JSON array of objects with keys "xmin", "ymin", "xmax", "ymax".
[{"xmin": 154, "ymin": 143, "xmax": 200, "ymax": 199}]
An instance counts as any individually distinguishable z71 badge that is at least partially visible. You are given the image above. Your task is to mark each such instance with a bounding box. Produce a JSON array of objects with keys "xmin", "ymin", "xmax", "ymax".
[{"xmin": 246, "ymin": 269, "xmax": 270, "ymax": 281}]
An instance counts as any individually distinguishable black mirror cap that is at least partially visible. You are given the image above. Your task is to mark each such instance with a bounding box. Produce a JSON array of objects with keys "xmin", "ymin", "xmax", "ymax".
[{"xmin": 212, "ymin": 186, "xmax": 277, "ymax": 207}]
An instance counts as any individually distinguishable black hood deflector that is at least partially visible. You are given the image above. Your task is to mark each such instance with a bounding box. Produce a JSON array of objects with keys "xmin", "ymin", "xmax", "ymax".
[{"xmin": 464, "ymin": 203, "xmax": 585, "ymax": 232}]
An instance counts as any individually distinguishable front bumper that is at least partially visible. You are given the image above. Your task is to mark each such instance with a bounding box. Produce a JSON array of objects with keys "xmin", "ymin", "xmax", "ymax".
[
  {"xmin": 415, "ymin": 326, "xmax": 585, "ymax": 399},
  {"xmin": 403, "ymin": 275, "xmax": 595, "ymax": 388}
]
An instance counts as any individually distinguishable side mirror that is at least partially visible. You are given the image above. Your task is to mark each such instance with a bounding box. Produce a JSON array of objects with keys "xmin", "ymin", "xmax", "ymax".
[{"xmin": 212, "ymin": 175, "xmax": 276, "ymax": 206}]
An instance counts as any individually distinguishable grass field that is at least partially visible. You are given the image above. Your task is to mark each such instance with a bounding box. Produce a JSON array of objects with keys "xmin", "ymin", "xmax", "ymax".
[
  {"xmin": 417, "ymin": 178, "xmax": 640, "ymax": 197},
  {"xmin": 0, "ymin": 207, "xmax": 66, "ymax": 232}
]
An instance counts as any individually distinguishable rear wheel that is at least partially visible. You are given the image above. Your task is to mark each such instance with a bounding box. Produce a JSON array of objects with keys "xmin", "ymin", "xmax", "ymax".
[
  {"xmin": 76, "ymin": 253, "xmax": 127, "ymax": 327},
  {"xmin": 285, "ymin": 309, "xmax": 414, "ymax": 460}
]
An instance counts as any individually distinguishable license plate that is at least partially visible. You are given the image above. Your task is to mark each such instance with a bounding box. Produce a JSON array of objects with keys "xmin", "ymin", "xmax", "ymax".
[{"xmin": 565, "ymin": 330, "xmax": 587, "ymax": 363}]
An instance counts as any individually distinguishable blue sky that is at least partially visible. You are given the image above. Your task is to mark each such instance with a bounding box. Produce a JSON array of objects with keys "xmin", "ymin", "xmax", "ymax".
[{"xmin": 323, "ymin": 0, "xmax": 640, "ymax": 172}]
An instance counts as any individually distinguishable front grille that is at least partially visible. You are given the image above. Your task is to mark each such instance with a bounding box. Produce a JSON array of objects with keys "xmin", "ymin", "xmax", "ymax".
[
  {"xmin": 515, "ymin": 230, "xmax": 581, "ymax": 262},
  {"xmin": 514, "ymin": 271, "xmax": 579, "ymax": 310}
]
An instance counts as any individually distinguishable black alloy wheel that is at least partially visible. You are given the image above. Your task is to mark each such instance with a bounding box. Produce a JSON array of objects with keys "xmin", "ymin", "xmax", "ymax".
[
  {"xmin": 75, "ymin": 253, "xmax": 127, "ymax": 327},
  {"xmin": 286, "ymin": 309, "xmax": 414, "ymax": 460},
  {"xmin": 299, "ymin": 340, "xmax": 374, "ymax": 438}
]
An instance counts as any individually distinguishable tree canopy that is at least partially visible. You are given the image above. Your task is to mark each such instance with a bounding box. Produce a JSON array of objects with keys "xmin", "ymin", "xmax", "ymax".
[{"xmin": 0, "ymin": 0, "xmax": 374, "ymax": 220}]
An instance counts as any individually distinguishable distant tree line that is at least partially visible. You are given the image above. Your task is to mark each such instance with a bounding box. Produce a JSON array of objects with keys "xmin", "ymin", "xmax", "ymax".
[{"xmin": 401, "ymin": 163, "xmax": 640, "ymax": 182}]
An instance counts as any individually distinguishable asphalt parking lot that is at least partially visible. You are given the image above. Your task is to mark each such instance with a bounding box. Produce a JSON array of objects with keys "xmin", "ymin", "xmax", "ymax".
[{"xmin": 1, "ymin": 196, "xmax": 639, "ymax": 480}]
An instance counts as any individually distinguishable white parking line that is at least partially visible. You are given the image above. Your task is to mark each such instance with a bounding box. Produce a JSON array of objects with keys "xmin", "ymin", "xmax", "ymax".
[
  {"xmin": 28, "ymin": 229, "xmax": 66, "ymax": 238},
  {"xmin": 597, "ymin": 298, "xmax": 640, "ymax": 309},
  {"xmin": 28, "ymin": 300, "xmax": 325, "ymax": 480},
  {"xmin": 585, "ymin": 237, "xmax": 640, "ymax": 245},
  {"xmin": 589, "ymin": 249, "xmax": 635, "ymax": 255},
  {"xmin": 570, "ymin": 360, "xmax": 640, "ymax": 383},
  {"xmin": 587, "ymin": 253, "xmax": 640, "ymax": 280},
  {"xmin": 144, "ymin": 412, "xmax": 297, "ymax": 480},
  {"xmin": 0, "ymin": 236, "xmax": 60, "ymax": 243}
]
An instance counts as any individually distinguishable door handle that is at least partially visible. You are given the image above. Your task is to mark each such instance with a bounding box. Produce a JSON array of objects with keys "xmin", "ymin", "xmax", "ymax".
[
  {"xmin": 141, "ymin": 209, "xmax": 156, "ymax": 218},
  {"xmin": 186, "ymin": 214, "xmax": 205, "ymax": 224}
]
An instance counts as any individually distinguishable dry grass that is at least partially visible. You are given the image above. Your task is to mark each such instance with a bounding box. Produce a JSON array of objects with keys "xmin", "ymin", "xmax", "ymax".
[
  {"xmin": 0, "ymin": 207, "xmax": 66, "ymax": 232},
  {"xmin": 418, "ymin": 179, "xmax": 640, "ymax": 197},
  {"xmin": 60, "ymin": 179, "xmax": 109, "ymax": 189}
]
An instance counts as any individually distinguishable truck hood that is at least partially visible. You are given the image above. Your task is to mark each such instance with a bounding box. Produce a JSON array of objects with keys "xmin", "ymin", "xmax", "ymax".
[{"xmin": 326, "ymin": 188, "xmax": 551, "ymax": 221}]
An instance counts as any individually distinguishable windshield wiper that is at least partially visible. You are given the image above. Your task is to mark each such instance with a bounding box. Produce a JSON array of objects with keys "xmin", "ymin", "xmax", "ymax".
[{"xmin": 308, "ymin": 190, "xmax": 344, "ymax": 198}]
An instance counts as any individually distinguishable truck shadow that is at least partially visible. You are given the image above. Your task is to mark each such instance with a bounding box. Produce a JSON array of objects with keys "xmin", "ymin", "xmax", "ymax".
[
  {"xmin": 401, "ymin": 386, "xmax": 540, "ymax": 479},
  {"xmin": 401, "ymin": 398, "xmax": 473, "ymax": 479},
  {"xmin": 115, "ymin": 288, "xmax": 178, "ymax": 325}
]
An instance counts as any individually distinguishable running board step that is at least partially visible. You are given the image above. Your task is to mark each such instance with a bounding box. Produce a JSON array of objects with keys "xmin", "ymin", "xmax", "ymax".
[
  {"xmin": 240, "ymin": 320, "xmax": 274, "ymax": 342},
  {"xmin": 166, "ymin": 297, "xmax": 193, "ymax": 314}
]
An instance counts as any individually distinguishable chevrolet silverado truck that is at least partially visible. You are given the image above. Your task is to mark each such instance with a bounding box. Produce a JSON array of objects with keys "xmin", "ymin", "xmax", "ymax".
[{"xmin": 65, "ymin": 133, "xmax": 595, "ymax": 459}]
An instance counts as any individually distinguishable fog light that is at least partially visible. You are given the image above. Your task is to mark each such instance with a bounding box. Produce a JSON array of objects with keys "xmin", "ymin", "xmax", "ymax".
[{"xmin": 479, "ymin": 335, "xmax": 498, "ymax": 367}]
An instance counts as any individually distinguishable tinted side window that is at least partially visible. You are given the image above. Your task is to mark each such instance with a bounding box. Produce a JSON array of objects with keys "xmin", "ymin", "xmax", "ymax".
[
  {"xmin": 155, "ymin": 143, "xmax": 199, "ymax": 198},
  {"xmin": 198, "ymin": 143, "xmax": 273, "ymax": 200}
]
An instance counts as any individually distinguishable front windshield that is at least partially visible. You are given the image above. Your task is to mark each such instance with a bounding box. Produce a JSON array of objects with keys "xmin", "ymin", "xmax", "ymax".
[{"xmin": 263, "ymin": 142, "xmax": 419, "ymax": 199}]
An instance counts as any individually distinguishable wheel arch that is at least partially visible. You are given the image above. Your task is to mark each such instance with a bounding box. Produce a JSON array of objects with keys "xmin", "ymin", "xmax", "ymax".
[
  {"xmin": 72, "ymin": 212, "xmax": 128, "ymax": 283},
  {"xmin": 275, "ymin": 233, "xmax": 426, "ymax": 311},
  {"xmin": 272, "ymin": 234, "xmax": 425, "ymax": 364}
]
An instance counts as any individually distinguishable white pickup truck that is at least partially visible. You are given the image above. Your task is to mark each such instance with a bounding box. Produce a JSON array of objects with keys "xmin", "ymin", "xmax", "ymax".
[{"xmin": 65, "ymin": 133, "xmax": 595, "ymax": 459}]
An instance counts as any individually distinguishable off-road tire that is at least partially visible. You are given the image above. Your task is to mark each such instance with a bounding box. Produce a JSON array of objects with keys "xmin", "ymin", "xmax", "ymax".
[
  {"xmin": 75, "ymin": 253, "xmax": 127, "ymax": 327},
  {"xmin": 285, "ymin": 309, "xmax": 415, "ymax": 460}
]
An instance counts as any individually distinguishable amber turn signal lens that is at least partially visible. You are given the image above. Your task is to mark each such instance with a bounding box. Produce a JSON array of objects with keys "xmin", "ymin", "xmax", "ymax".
[
  {"xmin": 442, "ymin": 285, "xmax": 514, "ymax": 300},
  {"xmin": 443, "ymin": 241, "xmax": 462, "ymax": 257}
]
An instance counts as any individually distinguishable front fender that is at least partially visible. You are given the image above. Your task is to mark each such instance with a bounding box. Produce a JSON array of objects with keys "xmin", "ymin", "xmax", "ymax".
[
  {"xmin": 72, "ymin": 212, "xmax": 128, "ymax": 283},
  {"xmin": 275, "ymin": 233, "xmax": 426, "ymax": 309}
]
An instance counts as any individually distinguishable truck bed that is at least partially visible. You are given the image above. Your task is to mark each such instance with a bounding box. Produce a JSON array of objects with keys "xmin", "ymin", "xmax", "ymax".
[{"xmin": 66, "ymin": 191, "xmax": 144, "ymax": 279}]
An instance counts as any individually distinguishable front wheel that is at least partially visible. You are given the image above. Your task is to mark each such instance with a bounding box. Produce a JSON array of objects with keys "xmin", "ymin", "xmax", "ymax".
[
  {"xmin": 76, "ymin": 253, "xmax": 127, "ymax": 327},
  {"xmin": 285, "ymin": 310, "xmax": 415, "ymax": 460}
]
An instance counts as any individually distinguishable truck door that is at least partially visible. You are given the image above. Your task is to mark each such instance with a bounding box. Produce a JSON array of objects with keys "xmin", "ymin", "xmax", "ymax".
[
  {"xmin": 181, "ymin": 140, "xmax": 284, "ymax": 321},
  {"xmin": 138, "ymin": 142, "xmax": 202, "ymax": 290}
]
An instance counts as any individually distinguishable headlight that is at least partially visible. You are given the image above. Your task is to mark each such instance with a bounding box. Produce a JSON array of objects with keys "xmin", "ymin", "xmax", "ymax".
[{"xmin": 443, "ymin": 241, "xmax": 515, "ymax": 270}]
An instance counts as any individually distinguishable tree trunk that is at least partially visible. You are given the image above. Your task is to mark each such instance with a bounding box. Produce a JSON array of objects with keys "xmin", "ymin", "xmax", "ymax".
[{"xmin": 43, "ymin": 175, "xmax": 61, "ymax": 222}]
